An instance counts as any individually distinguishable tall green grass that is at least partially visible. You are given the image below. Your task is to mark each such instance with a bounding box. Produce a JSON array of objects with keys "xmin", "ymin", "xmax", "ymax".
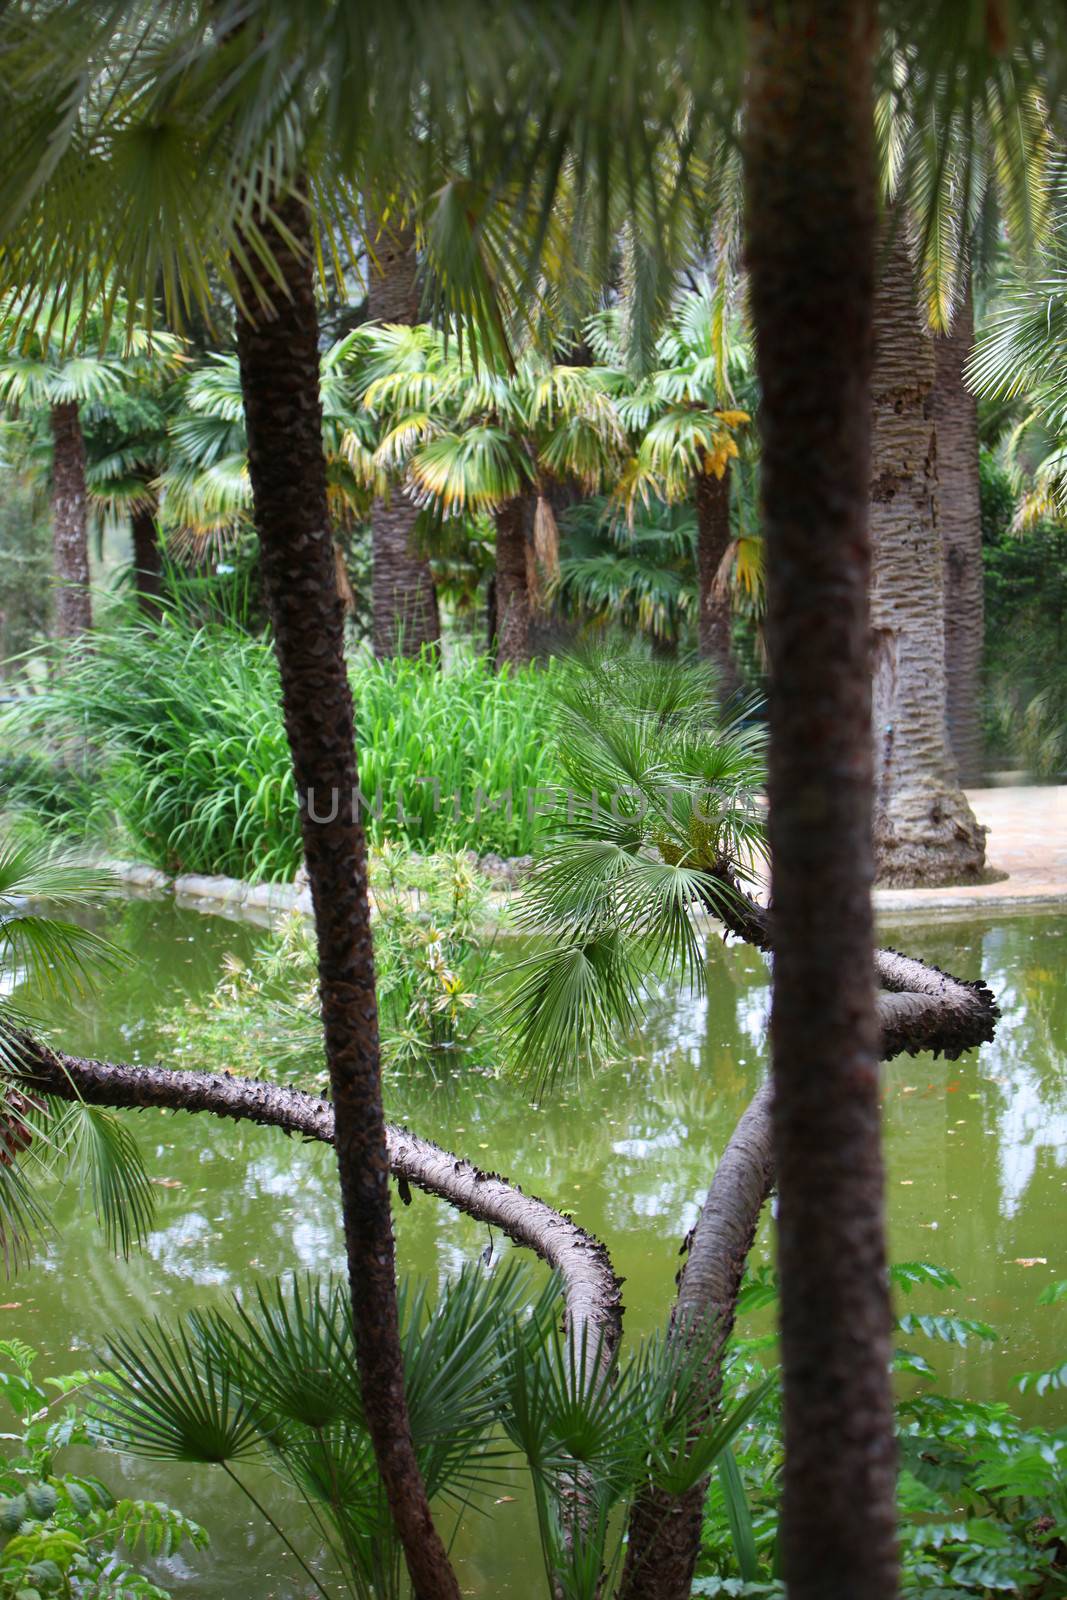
[{"xmin": 1, "ymin": 619, "xmax": 559, "ymax": 879}]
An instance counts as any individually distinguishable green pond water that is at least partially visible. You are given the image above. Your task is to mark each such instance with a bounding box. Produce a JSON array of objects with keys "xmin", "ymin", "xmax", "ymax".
[{"xmin": 6, "ymin": 895, "xmax": 1067, "ymax": 1598}]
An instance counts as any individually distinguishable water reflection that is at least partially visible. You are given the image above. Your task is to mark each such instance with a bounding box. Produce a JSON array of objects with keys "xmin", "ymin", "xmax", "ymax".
[{"xmin": 5, "ymin": 896, "xmax": 1066, "ymax": 1597}]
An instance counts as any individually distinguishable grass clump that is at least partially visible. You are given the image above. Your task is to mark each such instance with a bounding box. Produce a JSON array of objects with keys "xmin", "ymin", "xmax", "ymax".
[{"xmin": 1, "ymin": 614, "xmax": 559, "ymax": 878}]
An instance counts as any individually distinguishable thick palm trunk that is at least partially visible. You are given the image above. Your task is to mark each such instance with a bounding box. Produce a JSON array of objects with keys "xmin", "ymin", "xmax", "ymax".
[
  {"xmin": 745, "ymin": 6, "xmax": 900, "ymax": 1600},
  {"xmin": 870, "ymin": 227, "xmax": 985, "ymax": 884},
  {"xmin": 131, "ymin": 490, "xmax": 164, "ymax": 621},
  {"xmin": 931, "ymin": 275, "xmax": 984, "ymax": 785},
  {"xmin": 494, "ymin": 493, "xmax": 532, "ymax": 667},
  {"xmin": 48, "ymin": 401, "xmax": 92, "ymax": 637},
  {"xmin": 232, "ymin": 189, "xmax": 459, "ymax": 1600},
  {"xmin": 696, "ymin": 465, "xmax": 738, "ymax": 697},
  {"xmin": 367, "ymin": 216, "xmax": 440, "ymax": 658}
]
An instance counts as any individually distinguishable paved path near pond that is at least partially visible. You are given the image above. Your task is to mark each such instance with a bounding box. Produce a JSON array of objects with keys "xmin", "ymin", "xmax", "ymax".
[{"xmin": 874, "ymin": 785, "xmax": 1067, "ymax": 918}]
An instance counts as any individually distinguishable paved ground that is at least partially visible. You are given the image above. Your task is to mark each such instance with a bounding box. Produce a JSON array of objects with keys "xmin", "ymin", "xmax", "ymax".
[{"xmin": 874, "ymin": 785, "xmax": 1067, "ymax": 917}]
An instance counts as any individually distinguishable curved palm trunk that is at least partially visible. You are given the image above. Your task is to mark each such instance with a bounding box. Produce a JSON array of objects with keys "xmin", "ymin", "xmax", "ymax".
[
  {"xmin": 48, "ymin": 401, "xmax": 92, "ymax": 637},
  {"xmin": 494, "ymin": 493, "xmax": 532, "ymax": 668},
  {"xmin": 870, "ymin": 226, "xmax": 985, "ymax": 884},
  {"xmin": 232, "ymin": 189, "xmax": 459, "ymax": 1600},
  {"xmin": 696, "ymin": 465, "xmax": 739, "ymax": 697},
  {"xmin": 617, "ymin": 1080, "xmax": 775, "ymax": 1600},
  {"xmin": 618, "ymin": 868, "xmax": 999, "ymax": 1600},
  {"xmin": 131, "ymin": 488, "xmax": 164, "ymax": 621},
  {"xmin": 745, "ymin": 5, "xmax": 900, "ymax": 1600},
  {"xmin": 931, "ymin": 275, "xmax": 984, "ymax": 785},
  {"xmin": 367, "ymin": 216, "xmax": 441, "ymax": 659}
]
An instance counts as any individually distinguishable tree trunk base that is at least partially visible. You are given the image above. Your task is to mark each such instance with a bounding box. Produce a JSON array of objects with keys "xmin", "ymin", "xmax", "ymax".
[{"xmin": 874, "ymin": 782, "xmax": 987, "ymax": 887}]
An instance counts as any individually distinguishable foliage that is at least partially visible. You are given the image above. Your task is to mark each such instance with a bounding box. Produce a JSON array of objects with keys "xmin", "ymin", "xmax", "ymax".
[
  {"xmin": 505, "ymin": 653, "xmax": 766, "ymax": 1087},
  {"xmin": 94, "ymin": 1262, "xmax": 766, "ymax": 1600},
  {"xmin": 0, "ymin": 467, "xmax": 51, "ymax": 665},
  {"xmin": 160, "ymin": 845, "xmax": 504, "ymax": 1084},
  {"xmin": 555, "ymin": 496, "xmax": 697, "ymax": 649},
  {"xmin": 979, "ymin": 450, "xmax": 1067, "ymax": 777},
  {"xmin": 1, "ymin": 613, "xmax": 561, "ymax": 877},
  {"xmin": 697, "ymin": 1267, "xmax": 1067, "ymax": 1599},
  {"xmin": 0, "ymin": 1337, "xmax": 205, "ymax": 1600},
  {"xmin": 0, "ymin": 833, "xmax": 156, "ymax": 1267}
]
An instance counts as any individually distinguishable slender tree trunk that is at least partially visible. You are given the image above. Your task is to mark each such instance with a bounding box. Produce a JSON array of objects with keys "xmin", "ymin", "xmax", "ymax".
[
  {"xmin": 367, "ymin": 215, "xmax": 441, "ymax": 658},
  {"xmin": 131, "ymin": 489, "xmax": 164, "ymax": 621},
  {"xmin": 745, "ymin": 6, "xmax": 900, "ymax": 1600},
  {"xmin": 870, "ymin": 225, "xmax": 985, "ymax": 884},
  {"xmin": 931, "ymin": 273, "xmax": 985, "ymax": 786},
  {"xmin": 232, "ymin": 188, "xmax": 460, "ymax": 1600},
  {"xmin": 696, "ymin": 464, "xmax": 738, "ymax": 697},
  {"xmin": 494, "ymin": 494, "xmax": 532, "ymax": 668},
  {"xmin": 48, "ymin": 401, "xmax": 92, "ymax": 637}
]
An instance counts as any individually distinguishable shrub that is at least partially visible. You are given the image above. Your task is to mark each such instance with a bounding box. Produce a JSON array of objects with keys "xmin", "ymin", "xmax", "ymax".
[{"xmin": 159, "ymin": 844, "xmax": 505, "ymax": 1082}]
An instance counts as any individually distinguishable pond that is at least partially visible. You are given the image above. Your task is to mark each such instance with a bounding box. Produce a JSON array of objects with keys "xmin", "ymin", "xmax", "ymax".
[{"xmin": 7, "ymin": 895, "xmax": 1067, "ymax": 1597}]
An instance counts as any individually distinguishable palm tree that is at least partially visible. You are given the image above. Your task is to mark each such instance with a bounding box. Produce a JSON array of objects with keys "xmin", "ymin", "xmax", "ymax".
[
  {"xmin": 868, "ymin": 220, "xmax": 987, "ymax": 886},
  {"xmin": 83, "ymin": 374, "xmax": 178, "ymax": 618},
  {"xmin": 932, "ymin": 276, "xmax": 986, "ymax": 783},
  {"xmin": 354, "ymin": 322, "xmax": 628, "ymax": 666},
  {"xmin": 589, "ymin": 291, "xmax": 753, "ymax": 693},
  {"xmin": 158, "ymin": 345, "xmax": 378, "ymax": 613},
  {"xmin": 3, "ymin": 11, "xmax": 1061, "ymax": 1600},
  {"xmin": 555, "ymin": 496, "xmax": 699, "ymax": 653},
  {"xmin": 744, "ymin": 5, "xmax": 899, "ymax": 1595},
  {"xmin": 872, "ymin": 55, "xmax": 1055, "ymax": 812},
  {"xmin": 365, "ymin": 209, "xmax": 441, "ymax": 658},
  {"xmin": 0, "ymin": 295, "xmax": 182, "ymax": 636}
]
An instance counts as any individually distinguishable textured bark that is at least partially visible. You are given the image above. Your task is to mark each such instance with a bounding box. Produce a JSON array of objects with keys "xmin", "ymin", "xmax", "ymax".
[
  {"xmin": 619, "ymin": 881, "xmax": 999, "ymax": 1600},
  {"xmin": 494, "ymin": 494, "xmax": 532, "ymax": 668},
  {"xmin": 704, "ymin": 871, "xmax": 999, "ymax": 1061},
  {"xmin": 49, "ymin": 401, "xmax": 92, "ymax": 638},
  {"xmin": 696, "ymin": 466, "xmax": 738, "ymax": 698},
  {"xmin": 367, "ymin": 216, "xmax": 440, "ymax": 659},
  {"xmin": 745, "ymin": 6, "xmax": 901, "ymax": 1600},
  {"xmin": 618, "ymin": 1080, "xmax": 775, "ymax": 1600},
  {"xmin": 131, "ymin": 491, "xmax": 164, "ymax": 621},
  {"xmin": 931, "ymin": 276, "xmax": 985, "ymax": 785},
  {"xmin": 870, "ymin": 226, "xmax": 985, "ymax": 885},
  {"xmin": 10, "ymin": 1031, "xmax": 622, "ymax": 1363},
  {"xmin": 232, "ymin": 189, "xmax": 459, "ymax": 1600}
]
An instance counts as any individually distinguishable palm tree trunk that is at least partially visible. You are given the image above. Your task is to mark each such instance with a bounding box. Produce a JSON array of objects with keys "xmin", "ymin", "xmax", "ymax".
[
  {"xmin": 931, "ymin": 273, "xmax": 984, "ymax": 786},
  {"xmin": 48, "ymin": 401, "xmax": 92, "ymax": 637},
  {"xmin": 367, "ymin": 215, "xmax": 441, "ymax": 658},
  {"xmin": 232, "ymin": 188, "xmax": 460, "ymax": 1600},
  {"xmin": 696, "ymin": 464, "xmax": 739, "ymax": 696},
  {"xmin": 870, "ymin": 225, "xmax": 985, "ymax": 885},
  {"xmin": 745, "ymin": 5, "xmax": 900, "ymax": 1600},
  {"xmin": 494, "ymin": 493, "xmax": 532, "ymax": 667},
  {"xmin": 131, "ymin": 488, "xmax": 164, "ymax": 621},
  {"xmin": 617, "ymin": 1081, "xmax": 775, "ymax": 1600}
]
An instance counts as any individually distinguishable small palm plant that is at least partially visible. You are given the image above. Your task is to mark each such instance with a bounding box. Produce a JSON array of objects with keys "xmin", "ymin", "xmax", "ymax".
[
  {"xmin": 0, "ymin": 834, "xmax": 153, "ymax": 1265},
  {"xmin": 94, "ymin": 1260, "xmax": 769, "ymax": 1600},
  {"xmin": 504, "ymin": 654, "xmax": 767, "ymax": 1089}
]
